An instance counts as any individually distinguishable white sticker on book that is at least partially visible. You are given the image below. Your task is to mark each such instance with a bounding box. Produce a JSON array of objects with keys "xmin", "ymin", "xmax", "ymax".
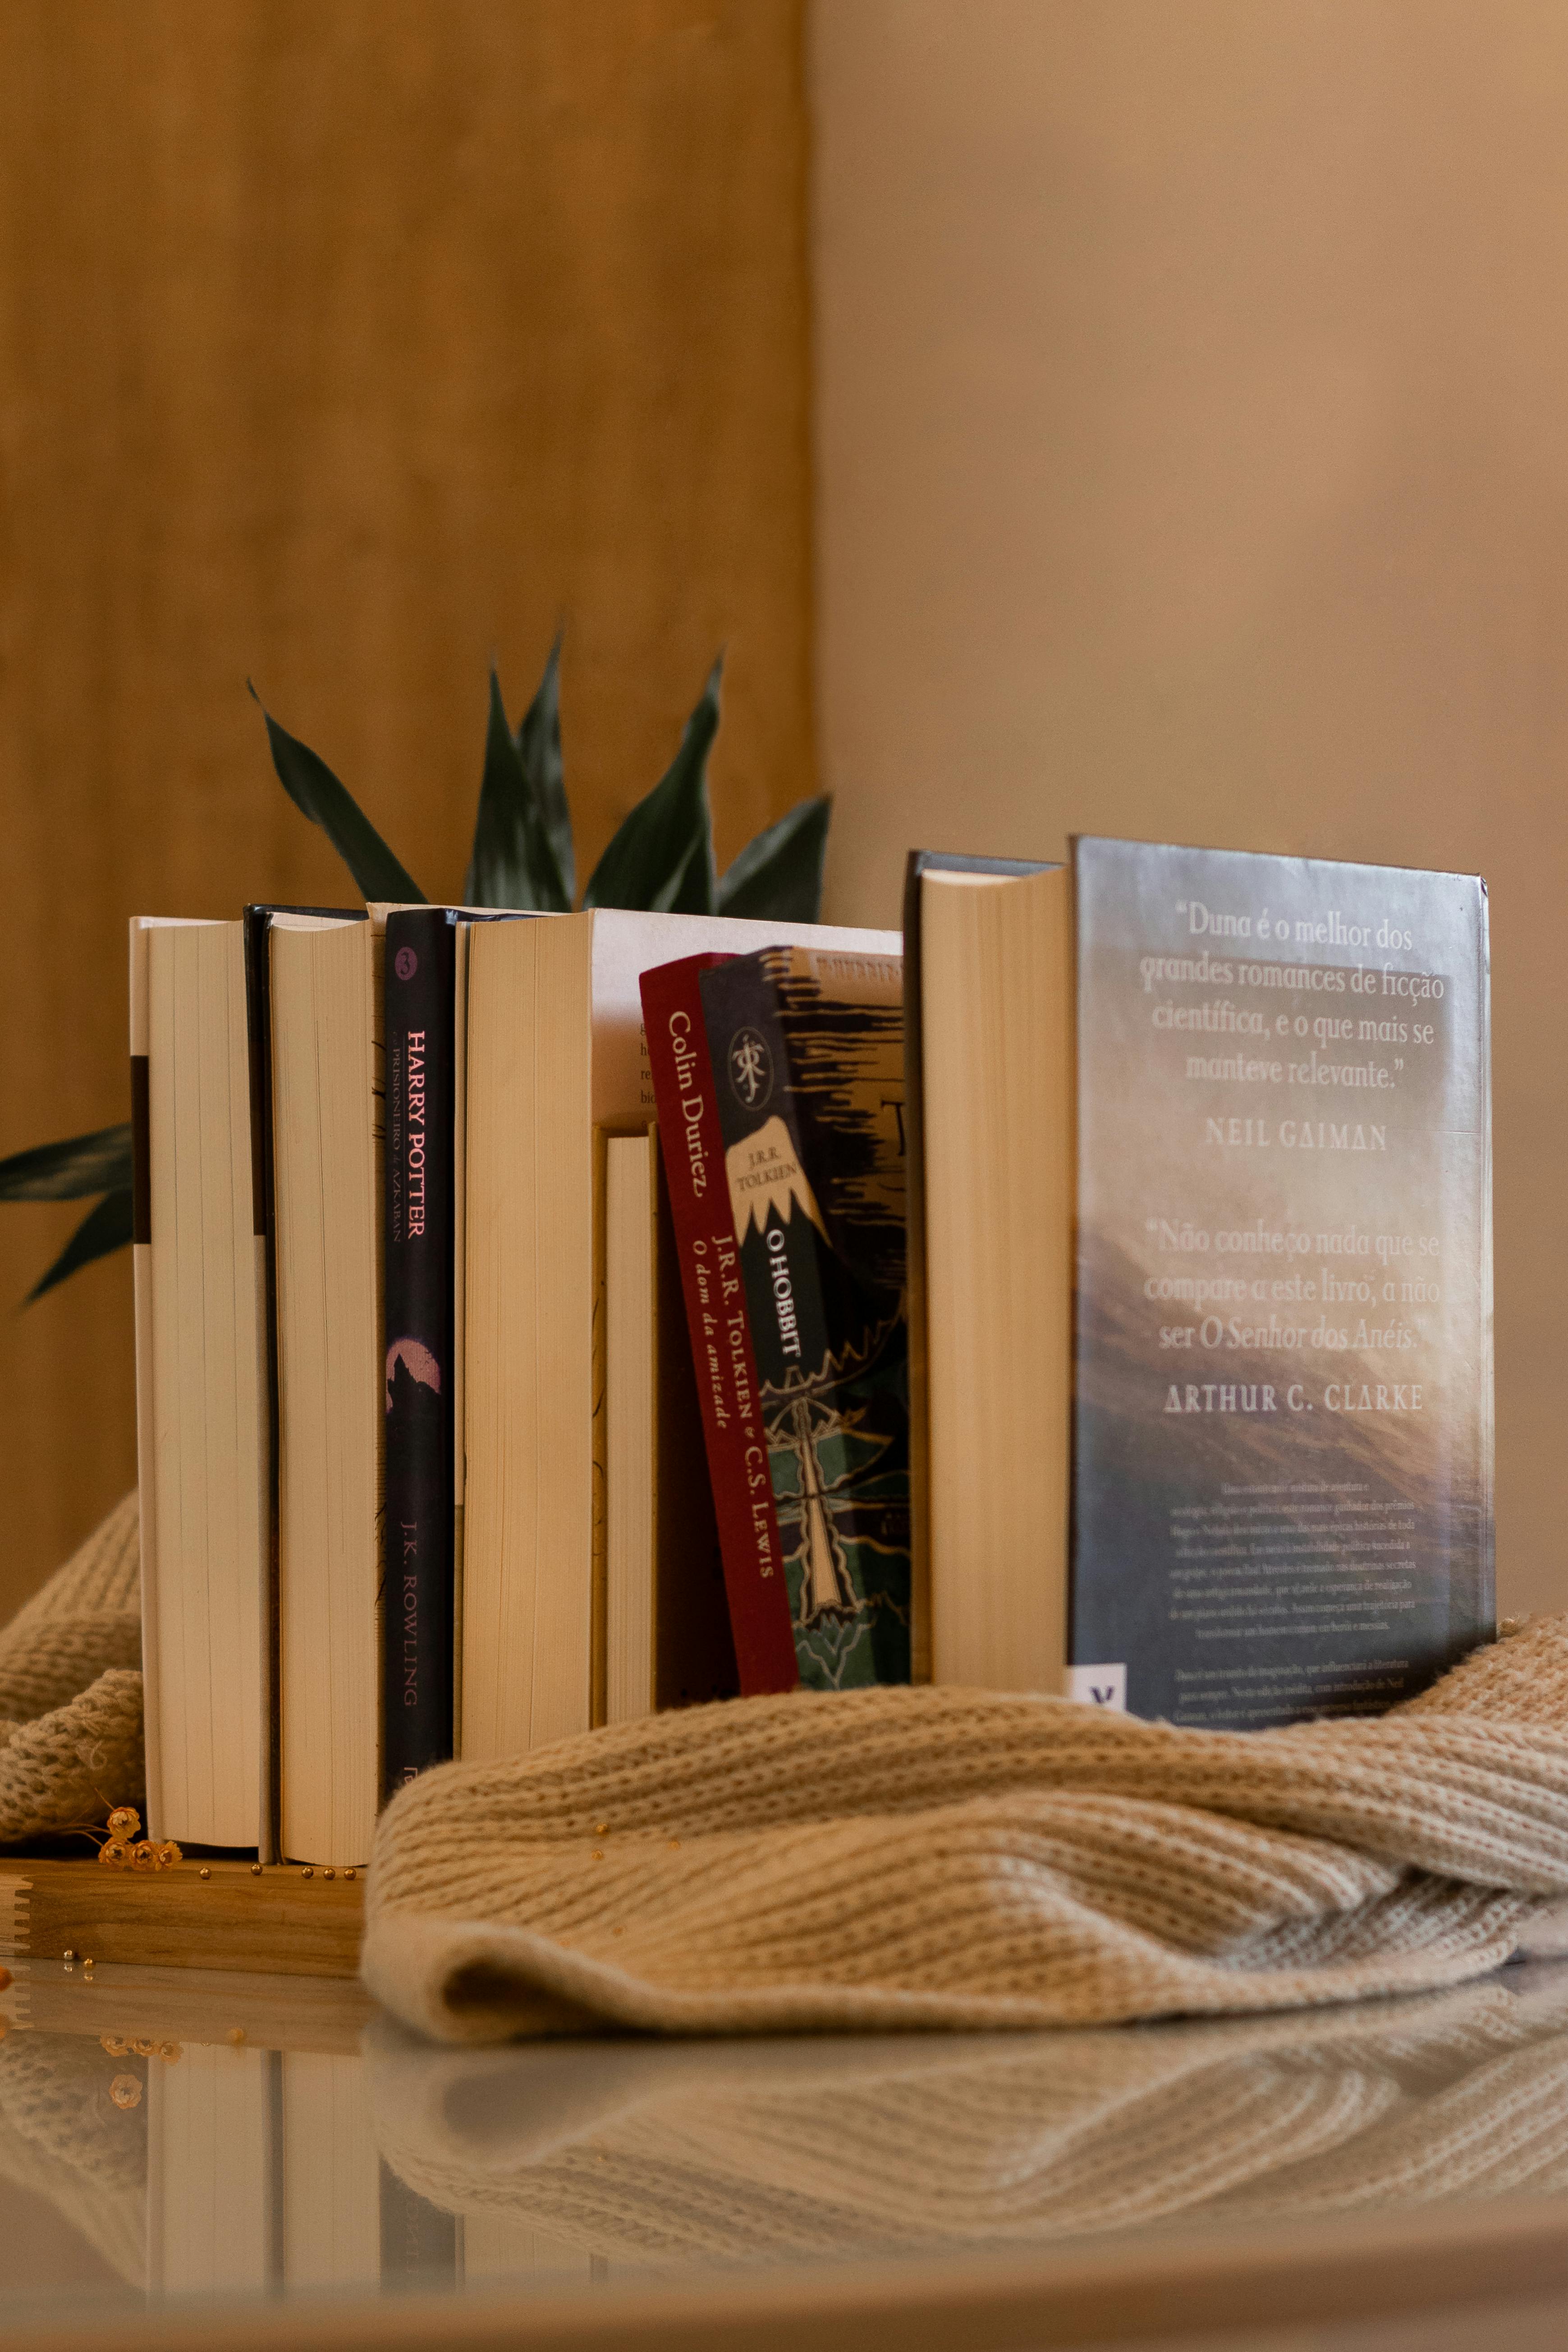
[{"xmin": 1067, "ymin": 1664, "xmax": 1127, "ymax": 1711}]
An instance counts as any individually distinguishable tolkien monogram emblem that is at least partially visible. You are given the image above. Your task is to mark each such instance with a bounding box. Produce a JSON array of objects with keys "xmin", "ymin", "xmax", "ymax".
[{"xmin": 728, "ymin": 1027, "xmax": 773, "ymax": 1110}]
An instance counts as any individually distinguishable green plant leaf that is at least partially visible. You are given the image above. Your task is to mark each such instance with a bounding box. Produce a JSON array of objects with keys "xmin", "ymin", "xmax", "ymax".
[
  {"xmin": 0, "ymin": 1123, "xmax": 133, "ymax": 1202},
  {"xmin": 463, "ymin": 662, "xmax": 572, "ymax": 911},
  {"xmin": 27, "ymin": 1189, "xmax": 133, "ymax": 1303},
  {"xmin": 249, "ymin": 683, "xmax": 426, "ymax": 905},
  {"xmin": 517, "ymin": 634, "xmax": 574, "ymax": 904},
  {"xmin": 582, "ymin": 656, "xmax": 722, "ymax": 914},
  {"xmin": 715, "ymin": 795, "xmax": 831, "ymax": 922}
]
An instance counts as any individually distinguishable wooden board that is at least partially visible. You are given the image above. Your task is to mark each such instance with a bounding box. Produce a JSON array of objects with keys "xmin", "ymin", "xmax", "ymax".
[{"xmin": 0, "ymin": 1859, "xmax": 363, "ymax": 1979}]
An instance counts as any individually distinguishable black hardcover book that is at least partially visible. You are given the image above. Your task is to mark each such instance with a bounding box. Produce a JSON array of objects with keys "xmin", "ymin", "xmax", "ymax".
[
  {"xmin": 382, "ymin": 906, "xmax": 458, "ymax": 1799},
  {"xmin": 698, "ymin": 942, "xmax": 912, "ymax": 1692}
]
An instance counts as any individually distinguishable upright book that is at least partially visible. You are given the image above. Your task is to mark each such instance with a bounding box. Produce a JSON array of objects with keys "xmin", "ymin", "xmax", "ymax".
[
  {"xmin": 265, "ymin": 912, "xmax": 384, "ymax": 1863},
  {"xmin": 381, "ymin": 905, "xmax": 527, "ymax": 1793},
  {"xmin": 131, "ymin": 917, "xmax": 266, "ymax": 1848},
  {"xmin": 382, "ymin": 907, "xmax": 458, "ymax": 1801},
  {"xmin": 906, "ymin": 838, "xmax": 1494, "ymax": 1727},
  {"xmin": 640, "ymin": 954, "xmax": 797, "ymax": 1694},
  {"xmin": 698, "ymin": 944, "xmax": 913, "ymax": 1691},
  {"xmin": 242, "ymin": 903, "xmax": 363, "ymax": 1863}
]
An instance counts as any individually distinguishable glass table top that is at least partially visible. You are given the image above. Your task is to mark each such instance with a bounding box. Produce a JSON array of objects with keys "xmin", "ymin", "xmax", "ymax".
[{"xmin": 3, "ymin": 1952, "xmax": 1568, "ymax": 2349}]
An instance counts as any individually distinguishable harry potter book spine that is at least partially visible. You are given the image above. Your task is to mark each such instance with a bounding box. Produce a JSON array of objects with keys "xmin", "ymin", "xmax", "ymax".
[
  {"xmin": 640, "ymin": 955, "xmax": 798, "ymax": 1695},
  {"xmin": 382, "ymin": 908, "xmax": 457, "ymax": 1796}
]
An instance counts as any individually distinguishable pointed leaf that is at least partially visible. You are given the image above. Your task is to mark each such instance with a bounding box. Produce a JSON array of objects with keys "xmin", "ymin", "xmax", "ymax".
[
  {"xmin": 715, "ymin": 796, "xmax": 831, "ymax": 923},
  {"xmin": 0, "ymin": 1123, "xmax": 133, "ymax": 1203},
  {"xmin": 249, "ymin": 683, "xmax": 426, "ymax": 905},
  {"xmin": 582, "ymin": 656, "xmax": 722, "ymax": 914},
  {"xmin": 463, "ymin": 666, "xmax": 571, "ymax": 910},
  {"xmin": 516, "ymin": 634, "xmax": 574, "ymax": 904},
  {"xmin": 27, "ymin": 1190, "xmax": 133, "ymax": 1304}
]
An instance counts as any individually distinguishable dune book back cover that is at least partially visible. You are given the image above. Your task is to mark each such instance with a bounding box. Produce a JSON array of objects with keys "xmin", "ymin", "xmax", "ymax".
[
  {"xmin": 1072, "ymin": 837, "xmax": 1494, "ymax": 1726},
  {"xmin": 699, "ymin": 945, "xmax": 912, "ymax": 1691}
]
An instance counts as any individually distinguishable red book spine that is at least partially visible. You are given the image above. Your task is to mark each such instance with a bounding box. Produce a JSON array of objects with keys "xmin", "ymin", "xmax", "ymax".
[{"xmin": 641, "ymin": 955, "xmax": 798, "ymax": 1695}]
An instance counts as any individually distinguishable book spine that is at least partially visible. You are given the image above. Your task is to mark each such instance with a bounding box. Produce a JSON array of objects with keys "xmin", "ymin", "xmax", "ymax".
[
  {"xmin": 241, "ymin": 908, "xmax": 280, "ymax": 1862},
  {"xmin": 381, "ymin": 908, "xmax": 457, "ymax": 1797},
  {"xmin": 128, "ymin": 921, "xmax": 163, "ymax": 1839},
  {"xmin": 640, "ymin": 958, "xmax": 798, "ymax": 1695}
]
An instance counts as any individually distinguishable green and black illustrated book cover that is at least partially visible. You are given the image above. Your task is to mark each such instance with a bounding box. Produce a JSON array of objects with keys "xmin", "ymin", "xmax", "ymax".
[
  {"xmin": 1071, "ymin": 837, "xmax": 1494, "ymax": 1725},
  {"xmin": 699, "ymin": 944, "xmax": 912, "ymax": 1690}
]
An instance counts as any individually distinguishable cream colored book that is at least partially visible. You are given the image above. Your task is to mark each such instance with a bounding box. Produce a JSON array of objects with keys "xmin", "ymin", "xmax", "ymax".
[
  {"xmin": 462, "ymin": 909, "xmax": 897, "ymax": 1758},
  {"xmin": 269, "ymin": 914, "xmax": 383, "ymax": 1865},
  {"xmin": 130, "ymin": 916, "xmax": 265, "ymax": 1849},
  {"xmin": 602, "ymin": 1128, "xmax": 734, "ymax": 1725},
  {"xmin": 906, "ymin": 840, "xmax": 1494, "ymax": 1728}
]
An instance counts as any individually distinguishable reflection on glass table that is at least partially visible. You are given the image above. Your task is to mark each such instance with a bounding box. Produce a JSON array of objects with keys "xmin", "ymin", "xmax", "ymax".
[{"xmin": 3, "ymin": 1955, "xmax": 1568, "ymax": 2334}]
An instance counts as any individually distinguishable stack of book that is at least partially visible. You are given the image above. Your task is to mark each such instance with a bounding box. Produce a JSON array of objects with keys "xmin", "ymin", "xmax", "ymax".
[
  {"xmin": 131, "ymin": 839, "xmax": 1495, "ymax": 1867},
  {"xmin": 131, "ymin": 903, "xmax": 897, "ymax": 1865}
]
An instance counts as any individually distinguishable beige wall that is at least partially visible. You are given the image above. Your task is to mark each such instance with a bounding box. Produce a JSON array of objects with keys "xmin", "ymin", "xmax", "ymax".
[
  {"xmin": 0, "ymin": 1, "xmax": 811, "ymax": 1617},
  {"xmin": 813, "ymin": 0, "xmax": 1568, "ymax": 1618}
]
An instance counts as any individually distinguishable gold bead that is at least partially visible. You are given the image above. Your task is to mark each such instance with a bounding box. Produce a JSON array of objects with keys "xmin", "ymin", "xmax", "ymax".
[
  {"xmin": 62, "ymin": 1949, "xmax": 76, "ymax": 1964},
  {"xmin": 301, "ymin": 1866, "xmax": 313, "ymax": 1880},
  {"xmin": 227, "ymin": 2027, "xmax": 246, "ymax": 2046},
  {"xmin": 198, "ymin": 1867, "xmax": 211, "ymax": 1882},
  {"xmin": 250, "ymin": 1862, "xmax": 263, "ymax": 1877},
  {"xmin": 344, "ymin": 1867, "xmax": 357, "ymax": 1882},
  {"xmin": 323, "ymin": 1867, "xmax": 335, "ymax": 1880}
]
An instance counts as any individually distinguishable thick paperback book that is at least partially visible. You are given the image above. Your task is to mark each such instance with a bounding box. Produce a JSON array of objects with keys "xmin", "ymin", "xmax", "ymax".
[
  {"xmin": 908, "ymin": 837, "xmax": 1494, "ymax": 1727},
  {"xmin": 699, "ymin": 944, "xmax": 912, "ymax": 1691}
]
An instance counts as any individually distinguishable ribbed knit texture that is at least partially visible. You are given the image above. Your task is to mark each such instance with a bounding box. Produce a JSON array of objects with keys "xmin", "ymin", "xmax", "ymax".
[
  {"xmin": 365, "ymin": 1971, "xmax": 1568, "ymax": 2262},
  {"xmin": 364, "ymin": 1616, "xmax": 1568, "ymax": 2042},
  {"xmin": 0, "ymin": 1491, "xmax": 143, "ymax": 1845}
]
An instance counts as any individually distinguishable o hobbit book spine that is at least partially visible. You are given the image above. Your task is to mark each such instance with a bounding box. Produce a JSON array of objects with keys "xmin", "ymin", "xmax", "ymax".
[
  {"xmin": 1069, "ymin": 837, "xmax": 1494, "ymax": 1724},
  {"xmin": 698, "ymin": 946, "xmax": 913, "ymax": 1692},
  {"xmin": 641, "ymin": 956, "xmax": 797, "ymax": 1694},
  {"xmin": 382, "ymin": 907, "xmax": 457, "ymax": 1797}
]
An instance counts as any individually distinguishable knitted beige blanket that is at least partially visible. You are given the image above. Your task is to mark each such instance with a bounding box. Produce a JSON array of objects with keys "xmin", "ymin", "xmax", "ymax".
[
  {"xmin": 364, "ymin": 1618, "xmax": 1568, "ymax": 2042},
  {"xmin": 365, "ymin": 1971, "xmax": 1568, "ymax": 2263},
  {"xmin": 0, "ymin": 1493, "xmax": 142, "ymax": 1846}
]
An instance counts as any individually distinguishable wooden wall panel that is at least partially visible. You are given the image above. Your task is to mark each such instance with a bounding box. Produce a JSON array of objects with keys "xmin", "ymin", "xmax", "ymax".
[{"xmin": 0, "ymin": 0, "xmax": 812, "ymax": 1617}]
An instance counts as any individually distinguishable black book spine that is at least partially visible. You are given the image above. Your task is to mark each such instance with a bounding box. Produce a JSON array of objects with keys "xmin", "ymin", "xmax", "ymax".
[{"xmin": 382, "ymin": 908, "xmax": 457, "ymax": 1799}]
